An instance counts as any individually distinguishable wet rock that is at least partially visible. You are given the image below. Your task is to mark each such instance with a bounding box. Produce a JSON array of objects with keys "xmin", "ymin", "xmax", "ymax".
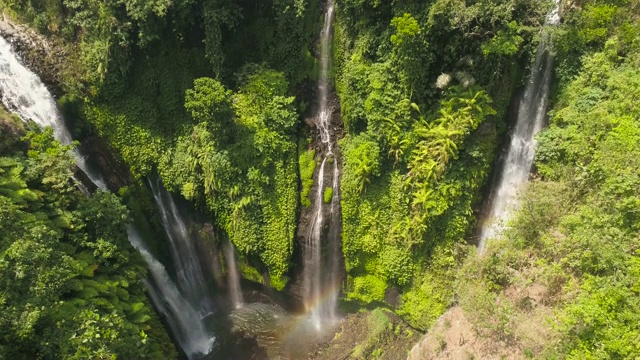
[{"xmin": 79, "ymin": 137, "xmax": 132, "ymax": 192}]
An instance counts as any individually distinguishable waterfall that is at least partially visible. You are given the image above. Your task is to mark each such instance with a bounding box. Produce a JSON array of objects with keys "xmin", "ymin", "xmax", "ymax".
[
  {"xmin": 0, "ymin": 35, "xmax": 215, "ymax": 358},
  {"xmin": 303, "ymin": 0, "xmax": 341, "ymax": 329},
  {"xmin": 478, "ymin": 6, "xmax": 560, "ymax": 253},
  {"xmin": 0, "ymin": 35, "xmax": 107, "ymax": 190},
  {"xmin": 223, "ymin": 240, "xmax": 243, "ymax": 309},
  {"xmin": 148, "ymin": 178, "xmax": 216, "ymax": 313},
  {"xmin": 128, "ymin": 228, "xmax": 217, "ymax": 358}
]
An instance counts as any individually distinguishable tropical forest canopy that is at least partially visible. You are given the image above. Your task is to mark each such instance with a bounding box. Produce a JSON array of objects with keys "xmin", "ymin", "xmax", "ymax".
[
  {"xmin": 0, "ymin": 0, "xmax": 639, "ymax": 358},
  {"xmin": 0, "ymin": 110, "xmax": 176, "ymax": 358}
]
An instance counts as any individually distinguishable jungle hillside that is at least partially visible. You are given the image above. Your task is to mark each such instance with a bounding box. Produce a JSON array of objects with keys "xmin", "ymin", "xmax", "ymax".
[{"xmin": 0, "ymin": 0, "xmax": 638, "ymax": 358}]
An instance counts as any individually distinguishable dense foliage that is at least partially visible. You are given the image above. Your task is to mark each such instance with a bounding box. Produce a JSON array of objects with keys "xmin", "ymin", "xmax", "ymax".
[
  {"xmin": 5, "ymin": 0, "xmax": 640, "ymax": 355},
  {"xmin": 159, "ymin": 69, "xmax": 299, "ymax": 287},
  {"xmin": 2, "ymin": 0, "xmax": 321, "ymax": 286},
  {"xmin": 1, "ymin": 0, "xmax": 317, "ymax": 92},
  {"xmin": 334, "ymin": 0, "xmax": 549, "ymax": 328},
  {"xmin": 456, "ymin": 0, "xmax": 640, "ymax": 357},
  {"xmin": 0, "ymin": 118, "xmax": 176, "ymax": 359},
  {"xmin": 3, "ymin": 0, "xmax": 551, "ymax": 331}
]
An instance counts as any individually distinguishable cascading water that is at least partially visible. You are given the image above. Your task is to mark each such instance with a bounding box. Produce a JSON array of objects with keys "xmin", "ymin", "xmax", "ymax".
[
  {"xmin": 148, "ymin": 179, "xmax": 220, "ymax": 357},
  {"xmin": 149, "ymin": 179, "xmax": 216, "ymax": 315},
  {"xmin": 0, "ymin": 35, "xmax": 106, "ymax": 190},
  {"xmin": 223, "ymin": 240, "xmax": 243, "ymax": 309},
  {"xmin": 303, "ymin": 0, "xmax": 341, "ymax": 329},
  {"xmin": 0, "ymin": 35, "xmax": 216, "ymax": 358},
  {"xmin": 128, "ymin": 227, "xmax": 217, "ymax": 358},
  {"xmin": 478, "ymin": 5, "xmax": 560, "ymax": 253}
]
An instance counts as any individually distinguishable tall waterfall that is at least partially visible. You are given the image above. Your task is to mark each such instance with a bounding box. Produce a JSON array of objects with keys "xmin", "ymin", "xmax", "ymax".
[
  {"xmin": 148, "ymin": 179, "xmax": 219, "ymax": 357},
  {"xmin": 478, "ymin": 6, "xmax": 560, "ymax": 253},
  {"xmin": 0, "ymin": 35, "xmax": 215, "ymax": 358},
  {"xmin": 303, "ymin": 0, "xmax": 341, "ymax": 329}
]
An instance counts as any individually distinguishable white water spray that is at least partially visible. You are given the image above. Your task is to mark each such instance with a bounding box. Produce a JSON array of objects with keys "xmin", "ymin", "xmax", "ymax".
[
  {"xmin": 149, "ymin": 179, "xmax": 215, "ymax": 310},
  {"xmin": 128, "ymin": 228, "xmax": 217, "ymax": 358}
]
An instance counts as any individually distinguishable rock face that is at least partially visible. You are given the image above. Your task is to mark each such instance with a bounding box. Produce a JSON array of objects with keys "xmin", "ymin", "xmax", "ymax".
[
  {"xmin": 0, "ymin": 13, "xmax": 66, "ymax": 96},
  {"xmin": 311, "ymin": 309, "xmax": 420, "ymax": 360},
  {"xmin": 78, "ymin": 137, "xmax": 134, "ymax": 192},
  {"xmin": 407, "ymin": 306, "xmax": 525, "ymax": 360}
]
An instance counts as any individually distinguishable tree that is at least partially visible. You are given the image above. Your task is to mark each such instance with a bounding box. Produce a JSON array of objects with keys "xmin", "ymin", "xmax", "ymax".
[
  {"xmin": 0, "ymin": 130, "xmax": 176, "ymax": 359},
  {"xmin": 185, "ymin": 77, "xmax": 234, "ymax": 135}
]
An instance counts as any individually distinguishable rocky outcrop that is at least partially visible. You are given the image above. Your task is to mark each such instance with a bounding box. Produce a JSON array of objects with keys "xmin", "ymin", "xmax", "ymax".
[
  {"xmin": 407, "ymin": 306, "xmax": 526, "ymax": 360},
  {"xmin": 0, "ymin": 13, "xmax": 67, "ymax": 96},
  {"xmin": 78, "ymin": 137, "xmax": 134, "ymax": 192}
]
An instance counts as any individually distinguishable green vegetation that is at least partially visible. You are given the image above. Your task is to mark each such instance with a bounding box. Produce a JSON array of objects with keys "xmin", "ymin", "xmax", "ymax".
[
  {"xmin": 4, "ymin": 0, "xmax": 640, "ymax": 357},
  {"xmin": 455, "ymin": 0, "xmax": 640, "ymax": 357},
  {"xmin": 334, "ymin": 0, "xmax": 548, "ymax": 329},
  {"xmin": 299, "ymin": 147, "xmax": 316, "ymax": 207},
  {"xmin": 348, "ymin": 274, "xmax": 387, "ymax": 304},
  {"xmin": 5, "ymin": 0, "xmax": 539, "ymax": 331},
  {"xmin": 351, "ymin": 309, "xmax": 394, "ymax": 359},
  {"xmin": 313, "ymin": 308, "xmax": 420, "ymax": 360},
  {"xmin": 159, "ymin": 69, "xmax": 299, "ymax": 283},
  {"xmin": 323, "ymin": 186, "xmax": 333, "ymax": 203},
  {"xmin": 2, "ymin": 0, "xmax": 320, "ymax": 285},
  {"xmin": 0, "ymin": 125, "xmax": 176, "ymax": 359},
  {"xmin": 1, "ymin": 0, "xmax": 318, "ymax": 93}
]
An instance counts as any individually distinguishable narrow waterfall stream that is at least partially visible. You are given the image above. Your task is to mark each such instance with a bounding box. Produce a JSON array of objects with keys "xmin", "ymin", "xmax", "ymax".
[
  {"xmin": 0, "ymin": 35, "xmax": 216, "ymax": 359},
  {"xmin": 149, "ymin": 179, "xmax": 216, "ymax": 315},
  {"xmin": 478, "ymin": 5, "xmax": 560, "ymax": 253},
  {"xmin": 223, "ymin": 240, "xmax": 244, "ymax": 309},
  {"xmin": 148, "ymin": 179, "xmax": 219, "ymax": 358},
  {"xmin": 128, "ymin": 227, "xmax": 217, "ymax": 358},
  {"xmin": 303, "ymin": 0, "xmax": 341, "ymax": 329}
]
